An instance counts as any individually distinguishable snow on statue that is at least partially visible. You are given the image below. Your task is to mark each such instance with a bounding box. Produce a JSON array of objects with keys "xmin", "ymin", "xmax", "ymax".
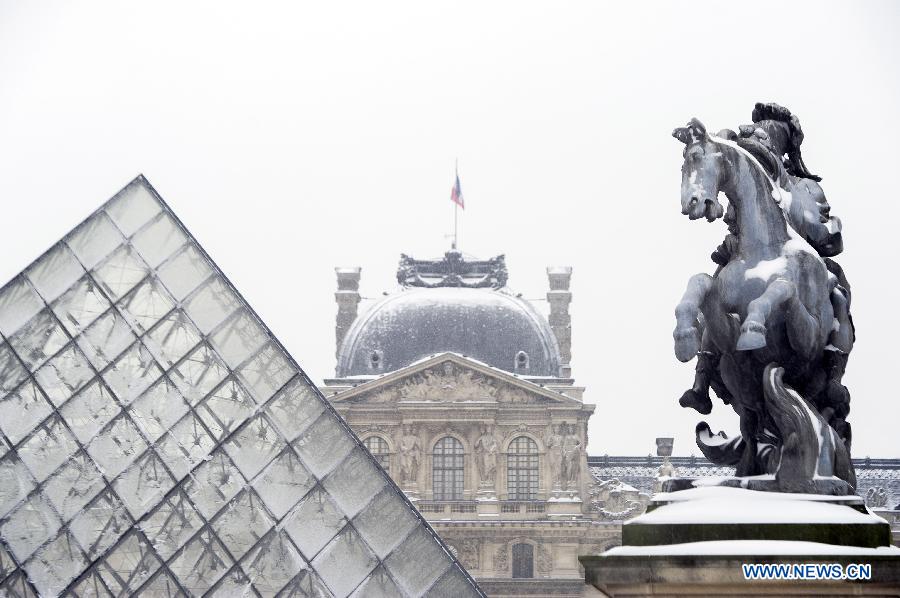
[{"xmin": 671, "ymin": 103, "xmax": 856, "ymax": 494}]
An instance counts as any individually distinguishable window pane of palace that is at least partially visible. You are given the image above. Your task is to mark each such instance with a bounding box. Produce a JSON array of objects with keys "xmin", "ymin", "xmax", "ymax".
[
  {"xmin": 433, "ymin": 437, "xmax": 464, "ymax": 500},
  {"xmin": 363, "ymin": 436, "xmax": 390, "ymax": 473},
  {"xmin": 507, "ymin": 436, "xmax": 538, "ymax": 500}
]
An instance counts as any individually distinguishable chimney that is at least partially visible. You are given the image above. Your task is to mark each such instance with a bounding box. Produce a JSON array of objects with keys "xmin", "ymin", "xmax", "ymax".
[
  {"xmin": 335, "ymin": 267, "xmax": 361, "ymax": 359},
  {"xmin": 547, "ymin": 266, "xmax": 572, "ymax": 378}
]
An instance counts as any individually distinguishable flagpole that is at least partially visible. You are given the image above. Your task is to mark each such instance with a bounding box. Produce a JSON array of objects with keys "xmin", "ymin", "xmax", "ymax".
[
  {"xmin": 453, "ymin": 202, "xmax": 458, "ymax": 250},
  {"xmin": 453, "ymin": 158, "xmax": 459, "ymax": 250}
]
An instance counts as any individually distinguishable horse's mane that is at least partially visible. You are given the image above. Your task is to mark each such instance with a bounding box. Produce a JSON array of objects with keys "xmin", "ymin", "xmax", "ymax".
[
  {"xmin": 736, "ymin": 137, "xmax": 790, "ymax": 187},
  {"xmin": 709, "ymin": 134, "xmax": 795, "ymax": 233},
  {"xmin": 710, "ymin": 133, "xmax": 787, "ymax": 194}
]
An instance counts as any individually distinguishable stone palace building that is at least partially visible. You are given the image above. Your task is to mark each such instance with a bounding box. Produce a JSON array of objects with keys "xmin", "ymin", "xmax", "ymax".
[{"xmin": 319, "ymin": 251, "xmax": 650, "ymax": 597}]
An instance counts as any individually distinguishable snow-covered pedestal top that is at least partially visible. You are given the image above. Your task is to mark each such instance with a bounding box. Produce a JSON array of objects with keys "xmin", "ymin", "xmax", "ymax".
[
  {"xmin": 655, "ymin": 482, "xmax": 862, "ymax": 503},
  {"xmin": 605, "ymin": 540, "xmax": 900, "ymax": 556},
  {"xmin": 631, "ymin": 486, "xmax": 883, "ymax": 525},
  {"xmin": 617, "ymin": 485, "xmax": 893, "ymax": 550}
]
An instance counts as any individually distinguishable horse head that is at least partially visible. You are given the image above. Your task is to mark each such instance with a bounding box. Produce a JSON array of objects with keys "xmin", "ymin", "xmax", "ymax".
[{"xmin": 673, "ymin": 118, "xmax": 726, "ymax": 222}]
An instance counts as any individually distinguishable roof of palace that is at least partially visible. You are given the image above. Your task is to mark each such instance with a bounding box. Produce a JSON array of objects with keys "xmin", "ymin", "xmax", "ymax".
[
  {"xmin": 588, "ymin": 456, "xmax": 900, "ymax": 508},
  {"xmin": 0, "ymin": 176, "xmax": 482, "ymax": 597},
  {"xmin": 336, "ymin": 252, "xmax": 562, "ymax": 378}
]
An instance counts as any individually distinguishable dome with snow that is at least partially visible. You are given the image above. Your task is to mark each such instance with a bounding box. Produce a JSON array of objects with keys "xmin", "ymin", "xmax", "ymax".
[{"xmin": 335, "ymin": 252, "xmax": 562, "ymax": 378}]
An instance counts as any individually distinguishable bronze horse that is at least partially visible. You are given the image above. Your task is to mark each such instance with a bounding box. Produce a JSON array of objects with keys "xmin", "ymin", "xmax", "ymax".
[
  {"xmin": 678, "ymin": 111, "xmax": 854, "ymax": 442},
  {"xmin": 672, "ymin": 118, "xmax": 854, "ymax": 487}
]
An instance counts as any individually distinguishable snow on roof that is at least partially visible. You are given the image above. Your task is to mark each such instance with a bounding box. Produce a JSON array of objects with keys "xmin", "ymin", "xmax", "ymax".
[
  {"xmin": 336, "ymin": 285, "xmax": 562, "ymax": 377},
  {"xmin": 589, "ymin": 463, "xmax": 900, "ymax": 509}
]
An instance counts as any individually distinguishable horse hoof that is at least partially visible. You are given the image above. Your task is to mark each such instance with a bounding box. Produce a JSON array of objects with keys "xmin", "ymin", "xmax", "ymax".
[
  {"xmin": 679, "ymin": 389, "xmax": 712, "ymax": 415},
  {"xmin": 737, "ymin": 322, "xmax": 766, "ymax": 351},
  {"xmin": 737, "ymin": 331, "xmax": 766, "ymax": 351},
  {"xmin": 673, "ymin": 328, "xmax": 700, "ymax": 362}
]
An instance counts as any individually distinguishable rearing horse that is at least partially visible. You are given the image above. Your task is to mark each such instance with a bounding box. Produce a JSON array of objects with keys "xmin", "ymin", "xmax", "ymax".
[
  {"xmin": 677, "ymin": 127, "xmax": 854, "ymax": 422},
  {"xmin": 672, "ymin": 118, "xmax": 840, "ymax": 476}
]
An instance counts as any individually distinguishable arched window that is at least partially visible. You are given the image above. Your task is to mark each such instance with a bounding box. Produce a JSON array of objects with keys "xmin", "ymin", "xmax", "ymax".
[
  {"xmin": 507, "ymin": 436, "xmax": 539, "ymax": 500},
  {"xmin": 512, "ymin": 543, "xmax": 534, "ymax": 578},
  {"xmin": 433, "ymin": 437, "xmax": 464, "ymax": 500},
  {"xmin": 363, "ymin": 436, "xmax": 390, "ymax": 473}
]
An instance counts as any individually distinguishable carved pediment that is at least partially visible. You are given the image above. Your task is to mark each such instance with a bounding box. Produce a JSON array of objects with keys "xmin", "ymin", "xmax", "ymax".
[
  {"xmin": 401, "ymin": 362, "xmax": 499, "ymax": 402},
  {"xmin": 334, "ymin": 354, "xmax": 575, "ymax": 406}
]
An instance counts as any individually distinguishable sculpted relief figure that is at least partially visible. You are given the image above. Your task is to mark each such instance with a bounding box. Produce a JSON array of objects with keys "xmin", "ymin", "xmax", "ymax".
[
  {"xmin": 460, "ymin": 540, "xmax": 480, "ymax": 570},
  {"xmin": 400, "ymin": 361, "xmax": 497, "ymax": 402},
  {"xmin": 474, "ymin": 425, "xmax": 499, "ymax": 485},
  {"xmin": 536, "ymin": 545, "xmax": 552, "ymax": 573},
  {"xmin": 544, "ymin": 425, "xmax": 564, "ymax": 489},
  {"xmin": 866, "ymin": 487, "xmax": 888, "ymax": 509},
  {"xmin": 397, "ymin": 425, "xmax": 421, "ymax": 485},
  {"xmin": 401, "ymin": 369, "xmax": 443, "ymax": 401},
  {"xmin": 493, "ymin": 545, "xmax": 509, "ymax": 572},
  {"xmin": 363, "ymin": 387, "xmax": 398, "ymax": 403},
  {"xmin": 495, "ymin": 385, "xmax": 532, "ymax": 404},
  {"xmin": 442, "ymin": 360, "xmax": 455, "ymax": 379},
  {"xmin": 560, "ymin": 423, "xmax": 582, "ymax": 488},
  {"xmin": 455, "ymin": 368, "xmax": 497, "ymax": 400}
]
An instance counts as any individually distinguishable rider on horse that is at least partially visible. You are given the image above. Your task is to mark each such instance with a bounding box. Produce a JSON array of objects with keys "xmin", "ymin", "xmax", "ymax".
[{"xmin": 673, "ymin": 107, "xmax": 855, "ymax": 481}]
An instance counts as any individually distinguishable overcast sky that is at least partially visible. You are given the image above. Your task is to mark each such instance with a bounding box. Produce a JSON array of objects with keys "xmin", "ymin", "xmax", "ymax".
[{"xmin": 1, "ymin": 1, "xmax": 898, "ymax": 458}]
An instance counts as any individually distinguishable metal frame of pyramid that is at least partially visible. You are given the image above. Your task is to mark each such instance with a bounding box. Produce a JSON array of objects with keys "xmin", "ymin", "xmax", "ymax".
[{"xmin": 0, "ymin": 176, "xmax": 484, "ymax": 597}]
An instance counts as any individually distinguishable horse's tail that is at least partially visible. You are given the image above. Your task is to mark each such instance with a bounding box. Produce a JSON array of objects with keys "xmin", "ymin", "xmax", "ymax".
[
  {"xmin": 763, "ymin": 365, "xmax": 815, "ymax": 444},
  {"xmin": 695, "ymin": 422, "xmax": 743, "ymax": 466},
  {"xmin": 763, "ymin": 364, "xmax": 827, "ymax": 492}
]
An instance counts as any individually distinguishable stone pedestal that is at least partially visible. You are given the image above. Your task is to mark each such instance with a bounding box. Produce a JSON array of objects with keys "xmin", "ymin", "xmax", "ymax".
[
  {"xmin": 476, "ymin": 496, "xmax": 500, "ymax": 518},
  {"xmin": 580, "ymin": 485, "xmax": 900, "ymax": 596},
  {"xmin": 547, "ymin": 495, "xmax": 583, "ymax": 517},
  {"xmin": 477, "ymin": 483, "xmax": 497, "ymax": 501},
  {"xmin": 625, "ymin": 485, "xmax": 890, "ymax": 547},
  {"xmin": 551, "ymin": 482, "xmax": 565, "ymax": 499}
]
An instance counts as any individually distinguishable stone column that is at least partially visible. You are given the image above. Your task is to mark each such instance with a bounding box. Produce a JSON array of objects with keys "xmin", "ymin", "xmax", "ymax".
[
  {"xmin": 335, "ymin": 267, "xmax": 361, "ymax": 360},
  {"xmin": 547, "ymin": 266, "xmax": 572, "ymax": 378}
]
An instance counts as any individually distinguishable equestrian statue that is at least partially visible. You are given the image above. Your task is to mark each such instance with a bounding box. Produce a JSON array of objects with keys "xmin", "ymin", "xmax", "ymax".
[{"xmin": 671, "ymin": 103, "xmax": 856, "ymax": 494}]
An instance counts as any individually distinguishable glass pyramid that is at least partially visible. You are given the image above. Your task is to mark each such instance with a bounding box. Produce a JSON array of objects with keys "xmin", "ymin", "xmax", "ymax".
[{"xmin": 0, "ymin": 176, "xmax": 483, "ymax": 598}]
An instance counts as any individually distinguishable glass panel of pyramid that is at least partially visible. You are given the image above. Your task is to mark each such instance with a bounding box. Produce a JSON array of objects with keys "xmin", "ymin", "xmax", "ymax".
[{"xmin": 0, "ymin": 176, "xmax": 483, "ymax": 598}]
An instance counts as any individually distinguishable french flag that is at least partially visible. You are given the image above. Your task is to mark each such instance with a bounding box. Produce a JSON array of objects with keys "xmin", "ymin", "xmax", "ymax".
[{"xmin": 450, "ymin": 172, "xmax": 464, "ymax": 209}]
